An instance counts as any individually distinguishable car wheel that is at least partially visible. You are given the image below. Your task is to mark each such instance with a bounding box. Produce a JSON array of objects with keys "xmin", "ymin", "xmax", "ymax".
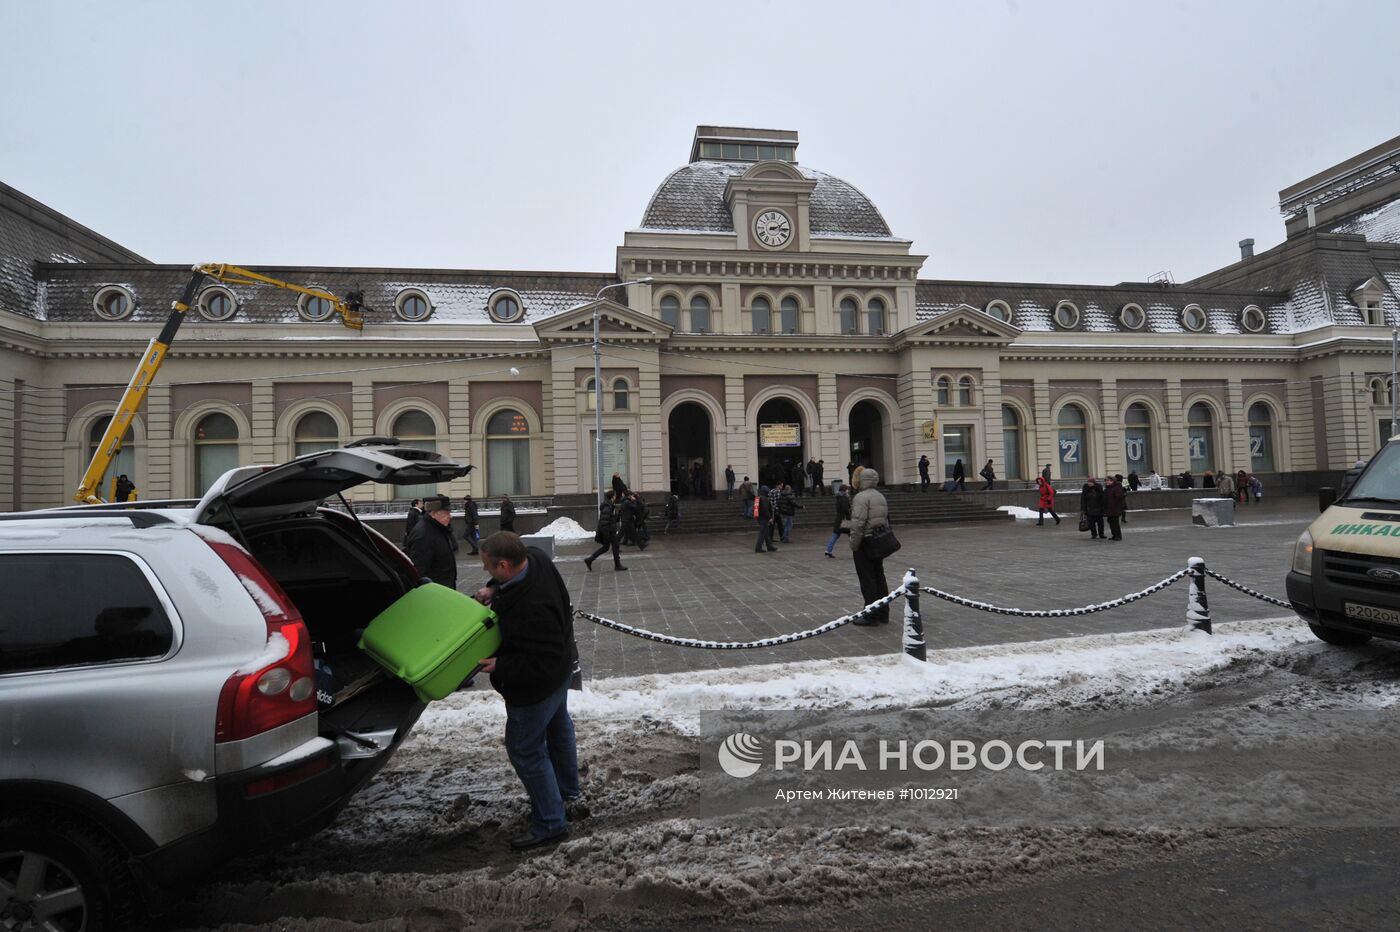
[
  {"xmin": 1307, "ymin": 623, "xmax": 1373, "ymax": 646},
  {"xmin": 0, "ymin": 812, "xmax": 142, "ymax": 932}
]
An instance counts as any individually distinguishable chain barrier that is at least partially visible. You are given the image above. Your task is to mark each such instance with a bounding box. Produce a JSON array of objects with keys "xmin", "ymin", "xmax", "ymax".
[
  {"xmin": 573, "ymin": 586, "xmax": 906, "ymax": 650},
  {"xmin": 1204, "ymin": 569, "xmax": 1293, "ymax": 608},
  {"xmin": 920, "ymin": 569, "xmax": 1189, "ymax": 618}
]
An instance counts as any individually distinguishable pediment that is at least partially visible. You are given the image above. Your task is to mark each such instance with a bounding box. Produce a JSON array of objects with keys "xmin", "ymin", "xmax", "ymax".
[
  {"xmin": 742, "ymin": 159, "xmax": 805, "ymax": 182},
  {"xmin": 1350, "ymin": 276, "xmax": 1385, "ymax": 300},
  {"xmin": 897, "ymin": 304, "xmax": 1021, "ymax": 344},
  {"xmin": 532, "ymin": 299, "xmax": 672, "ymax": 342}
]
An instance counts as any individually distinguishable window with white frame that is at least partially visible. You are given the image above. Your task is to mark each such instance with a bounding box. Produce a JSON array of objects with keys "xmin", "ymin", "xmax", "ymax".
[
  {"xmin": 751, "ymin": 296, "xmax": 772, "ymax": 333},
  {"xmin": 93, "ymin": 285, "xmax": 135, "ymax": 320},
  {"xmin": 395, "ymin": 289, "xmax": 432, "ymax": 321},
  {"xmin": 194, "ymin": 412, "xmax": 239, "ymax": 493},
  {"xmin": 1053, "ymin": 302, "xmax": 1080, "ymax": 329},
  {"xmin": 197, "ymin": 286, "xmax": 238, "ymax": 322},
  {"xmin": 689, "ymin": 295, "xmax": 711, "ymax": 332},
  {"xmin": 1181, "ymin": 305, "xmax": 1207, "ymax": 332},
  {"xmin": 659, "ymin": 295, "xmax": 680, "ymax": 329},
  {"xmin": 985, "ymin": 300, "xmax": 1012, "ymax": 323},
  {"xmin": 1240, "ymin": 305, "xmax": 1266, "ymax": 333},
  {"xmin": 839, "ymin": 298, "xmax": 858, "ymax": 335},
  {"xmin": 1118, "ymin": 303, "xmax": 1145, "ymax": 330},
  {"xmin": 957, "ymin": 377, "xmax": 973, "ymax": 406},
  {"xmin": 866, "ymin": 297, "xmax": 887, "ymax": 335},
  {"xmin": 780, "ymin": 296, "xmax": 799, "ymax": 333},
  {"xmin": 935, "ymin": 376, "xmax": 952, "ymax": 406},
  {"xmin": 392, "ymin": 409, "xmax": 438, "ymax": 499}
]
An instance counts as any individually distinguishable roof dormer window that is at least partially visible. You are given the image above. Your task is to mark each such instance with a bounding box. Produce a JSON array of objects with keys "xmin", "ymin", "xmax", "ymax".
[{"xmin": 691, "ymin": 126, "xmax": 799, "ymax": 163}]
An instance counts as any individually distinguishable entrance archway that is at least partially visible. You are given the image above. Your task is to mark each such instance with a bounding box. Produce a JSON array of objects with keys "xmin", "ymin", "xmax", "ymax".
[
  {"xmin": 755, "ymin": 397, "xmax": 805, "ymax": 489},
  {"xmin": 848, "ymin": 400, "xmax": 885, "ymax": 477},
  {"xmin": 667, "ymin": 402, "xmax": 713, "ymax": 497}
]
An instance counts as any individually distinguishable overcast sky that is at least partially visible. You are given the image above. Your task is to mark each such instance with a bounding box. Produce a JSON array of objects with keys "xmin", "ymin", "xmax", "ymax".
[{"xmin": 3, "ymin": 0, "xmax": 1398, "ymax": 285}]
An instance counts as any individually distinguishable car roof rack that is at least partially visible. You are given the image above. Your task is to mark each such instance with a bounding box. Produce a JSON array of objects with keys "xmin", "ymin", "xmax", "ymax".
[{"xmin": 0, "ymin": 511, "xmax": 175, "ymax": 528}]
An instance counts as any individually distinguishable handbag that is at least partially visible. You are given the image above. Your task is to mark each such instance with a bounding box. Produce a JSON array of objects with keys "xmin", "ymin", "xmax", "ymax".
[
  {"xmin": 864, "ymin": 524, "xmax": 901, "ymax": 560},
  {"xmin": 839, "ymin": 518, "xmax": 852, "ymax": 532},
  {"xmin": 1078, "ymin": 514, "xmax": 1090, "ymax": 532}
]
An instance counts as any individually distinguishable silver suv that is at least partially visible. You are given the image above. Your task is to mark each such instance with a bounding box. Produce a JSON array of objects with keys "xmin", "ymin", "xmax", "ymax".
[{"xmin": 0, "ymin": 441, "xmax": 470, "ymax": 931}]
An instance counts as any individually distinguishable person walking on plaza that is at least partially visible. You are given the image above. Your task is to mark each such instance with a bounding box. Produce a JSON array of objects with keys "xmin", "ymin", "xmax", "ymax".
[
  {"xmin": 1215, "ymin": 470, "xmax": 1235, "ymax": 502},
  {"xmin": 627, "ymin": 491, "xmax": 650, "ymax": 551},
  {"xmin": 584, "ymin": 492, "xmax": 626, "ymax": 572},
  {"xmin": 754, "ymin": 485, "xmax": 777, "ymax": 553},
  {"xmin": 1041, "ymin": 463, "xmax": 1052, "ymax": 483},
  {"xmin": 462, "ymin": 494, "xmax": 481, "ymax": 555},
  {"xmin": 791, "ymin": 461, "xmax": 807, "ymax": 498},
  {"xmin": 848, "ymin": 468, "xmax": 891, "ymax": 626},
  {"xmin": 663, "ymin": 491, "xmax": 680, "ymax": 534},
  {"xmin": 1236, "ymin": 469, "xmax": 1250, "ymax": 505},
  {"xmin": 472, "ymin": 532, "xmax": 581, "ymax": 850},
  {"xmin": 917, "ymin": 454, "xmax": 930, "ymax": 492},
  {"xmin": 825, "ymin": 484, "xmax": 851, "ymax": 558},
  {"xmin": 1105, "ymin": 474, "xmax": 1127, "ymax": 541},
  {"xmin": 1127, "ymin": 471, "xmax": 1140, "ymax": 492},
  {"xmin": 406, "ymin": 495, "xmax": 458, "ymax": 588},
  {"xmin": 980, "ymin": 459, "xmax": 996, "ymax": 491},
  {"xmin": 1035, "ymin": 475, "xmax": 1060, "ymax": 526},
  {"xmin": 499, "ymin": 494, "xmax": 517, "ymax": 532},
  {"xmin": 777, "ymin": 481, "xmax": 802, "ymax": 542},
  {"xmin": 951, "ymin": 458, "xmax": 966, "ymax": 491},
  {"xmin": 403, "ymin": 498, "xmax": 423, "ymax": 546},
  {"xmin": 1147, "ymin": 468, "xmax": 1163, "ymax": 490},
  {"xmin": 1081, "ymin": 476, "xmax": 1106, "ymax": 540},
  {"xmin": 724, "ymin": 464, "xmax": 736, "ymax": 499},
  {"xmin": 1250, "ymin": 474, "xmax": 1263, "ymax": 502},
  {"xmin": 768, "ymin": 482, "xmax": 783, "ymax": 546},
  {"xmin": 815, "ymin": 458, "xmax": 827, "ymax": 495}
]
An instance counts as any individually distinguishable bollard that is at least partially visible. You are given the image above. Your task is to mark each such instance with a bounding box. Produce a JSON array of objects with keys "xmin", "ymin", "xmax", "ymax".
[
  {"xmin": 902, "ymin": 568, "xmax": 926, "ymax": 661},
  {"xmin": 1186, "ymin": 556, "xmax": 1212, "ymax": 634}
]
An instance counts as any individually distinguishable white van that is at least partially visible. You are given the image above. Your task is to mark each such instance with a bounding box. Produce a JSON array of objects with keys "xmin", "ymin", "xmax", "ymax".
[{"xmin": 1288, "ymin": 439, "xmax": 1400, "ymax": 644}]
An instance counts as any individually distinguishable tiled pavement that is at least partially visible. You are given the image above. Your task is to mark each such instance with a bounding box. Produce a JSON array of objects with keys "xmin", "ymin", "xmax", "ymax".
[{"xmin": 457, "ymin": 498, "xmax": 1316, "ymax": 681}]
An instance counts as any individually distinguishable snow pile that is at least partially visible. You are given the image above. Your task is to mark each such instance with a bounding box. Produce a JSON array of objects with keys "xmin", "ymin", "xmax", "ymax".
[
  {"xmin": 535, "ymin": 516, "xmax": 595, "ymax": 541},
  {"xmin": 997, "ymin": 505, "xmax": 1040, "ymax": 520}
]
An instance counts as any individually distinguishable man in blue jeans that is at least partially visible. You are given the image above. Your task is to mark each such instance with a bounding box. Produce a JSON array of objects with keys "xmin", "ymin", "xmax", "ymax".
[{"xmin": 475, "ymin": 532, "xmax": 581, "ymax": 850}]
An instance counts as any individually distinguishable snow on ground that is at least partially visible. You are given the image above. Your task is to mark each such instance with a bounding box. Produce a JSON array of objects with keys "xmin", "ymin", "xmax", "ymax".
[
  {"xmin": 534, "ymin": 516, "xmax": 595, "ymax": 541},
  {"xmin": 998, "ymin": 505, "xmax": 1039, "ymax": 520}
]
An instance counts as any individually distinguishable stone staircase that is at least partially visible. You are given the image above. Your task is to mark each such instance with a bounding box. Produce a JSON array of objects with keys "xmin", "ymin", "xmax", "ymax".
[{"xmin": 661, "ymin": 486, "xmax": 1010, "ymax": 535}]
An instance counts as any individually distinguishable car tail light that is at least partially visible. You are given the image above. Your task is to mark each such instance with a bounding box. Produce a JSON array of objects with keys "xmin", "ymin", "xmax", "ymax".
[{"xmin": 206, "ymin": 539, "xmax": 317, "ymax": 742}]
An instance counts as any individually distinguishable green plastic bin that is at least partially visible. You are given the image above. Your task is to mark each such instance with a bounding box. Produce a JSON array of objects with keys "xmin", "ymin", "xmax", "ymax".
[{"xmin": 358, "ymin": 583, "xmax": 501, "ymax": 702}]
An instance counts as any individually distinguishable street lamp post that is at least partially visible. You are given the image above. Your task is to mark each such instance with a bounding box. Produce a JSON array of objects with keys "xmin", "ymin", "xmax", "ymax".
[{"xmin": 592, "ymin": 278, "xmax": 652, "ymax": 508}]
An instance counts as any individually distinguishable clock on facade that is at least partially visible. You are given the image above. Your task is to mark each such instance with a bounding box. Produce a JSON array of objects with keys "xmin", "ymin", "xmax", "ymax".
[{"xmin": 753, "ymin": 209, "xmax": 792, "ymax": 248}]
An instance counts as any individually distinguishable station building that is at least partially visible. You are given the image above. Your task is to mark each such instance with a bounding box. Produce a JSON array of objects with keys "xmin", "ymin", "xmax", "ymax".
[{"xmin": 3, "ymin": 126, "xmax": 1399, "ymax": 510}]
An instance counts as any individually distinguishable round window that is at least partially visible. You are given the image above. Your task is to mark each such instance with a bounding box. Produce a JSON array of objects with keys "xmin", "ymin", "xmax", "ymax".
[
  {"xmin": 396, "ymin": 290, "xmax": 432, "ymax": 321},
  {"xmin": 1118, "ymin": 303, "xmax": 1145, "ymax": 330},
  {"xmin": 1053, "ymin": 302, "xmax": 1080, "ymax": 329},
  {"xmin": 299, "ymin": 293, "xmax": 335, "ymax": 322},
  {"xmin": 985, "ymin": 301, "xmax": 1011, "ymax": 323},
  {"xmin": 1240, "ymin": 305, "xmax": 1266, "ymax": 333},
  {"xmin": 93, "ymin": 285, "xmax": 135, "ymax": 320},
  {"xmin": 489, "ymin": 291, "xmax": 524, "ymax": 322},
  {"xmin": 198, "ymin": 287, "xmax": 237, "ymax": 321},
  {"xmin": 1181, "ymin": 305, "xmax": 1207, "ymax": 332}
]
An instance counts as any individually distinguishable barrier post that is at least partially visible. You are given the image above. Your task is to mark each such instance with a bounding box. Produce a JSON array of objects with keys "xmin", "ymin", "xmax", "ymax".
[
  {"xmin": 1186, "ymin": 556, "xmax": 1212, "ymax": 634},
  {"xmin": 902, "ymin": 568, "xmax": 926, "ymax": 661}
]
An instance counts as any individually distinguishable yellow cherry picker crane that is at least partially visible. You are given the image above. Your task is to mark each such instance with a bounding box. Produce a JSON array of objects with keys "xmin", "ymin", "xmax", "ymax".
[{"xmin": 74, "ymin": 263, "xmax": 369, "ymax": 503}]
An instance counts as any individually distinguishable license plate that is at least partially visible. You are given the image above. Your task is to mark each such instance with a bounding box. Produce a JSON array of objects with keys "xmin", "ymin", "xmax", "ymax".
[{"xmin": 1344, "ymin": 602, "xmax": 1400, "ymax": 626}]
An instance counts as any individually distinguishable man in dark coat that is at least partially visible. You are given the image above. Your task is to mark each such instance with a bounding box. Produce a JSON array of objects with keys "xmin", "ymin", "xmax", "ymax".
[
  {"xmin": 664, "ymin": 492, "xmax": 681, "ymax": 534},
  {"xmin": 917, "ymin": 455, "xmax": 931, "ymax": 492},
  {"xmin": 1105, "ymin": 474, "xmax": 1127, "ymax": 541},
  {"xmin": 405, "ymin": 495, "xmax": 458, "ymax": 588},
  {"xmin": 724, "ymin": 464, "xmax": 736, "ymax": 499},
  {"xmin": 814, "ymin": 459, "xmax": 826, "ymax": 495},
  {"xmin": 584, "ymin": 492, "xmax": 626, "ymax": 571},
  {"xmin": 777, "ymin": 482, "xmax": 802, "ymax": 542},
  {"xmin": 791, "ymin": 461, "xmax": 806, "ymax": 498},
  {"xmin": 825, "ymin": 484, "xmax": 851, "ymax": 557},
  {"xmin": 114, "ymin": 474, "xmax": 136, "ymax": 502},
  {"xmin": 462, "ymin": 494, "xmax": 480, "ymax": 555},
  {"xmin": 499, "ymin": 495, "xmax": 516, "ymax": 532},
  {"xmin": 403, "ymin": 498, "xmax": 423, "ymax": 546},
  {"xmin": 611, "ymin": 472, "xmax": 627, "ymax": 499},
  {"xmin": 754, "ymin": 485, "xmax": 777, "ymax": 553},
  {"xmin": 1080, "ymin": 477, "xmax": 1107, "ymax": 540},
  {"xmin": 951, "ymin": 458, "xmax": 966, "ymax": 491},
  {"xmin": 474, "ymin": 532, "xmax": 581, "ymax": 850}
]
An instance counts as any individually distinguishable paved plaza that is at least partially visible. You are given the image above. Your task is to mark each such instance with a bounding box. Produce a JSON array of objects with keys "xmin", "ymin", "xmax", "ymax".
[{"xmin": 457, "ymin": 497, "xmax": 1317, "ymax": 681}]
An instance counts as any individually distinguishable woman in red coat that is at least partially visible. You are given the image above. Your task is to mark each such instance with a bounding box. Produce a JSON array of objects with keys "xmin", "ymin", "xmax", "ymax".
[{"xmin": 1036, "ymin": 476, "xmax": 1060, "ymax": 526}]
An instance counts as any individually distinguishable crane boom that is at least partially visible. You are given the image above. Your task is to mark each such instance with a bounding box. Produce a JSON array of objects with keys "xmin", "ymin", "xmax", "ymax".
[{"xmin": 74, "ymin": 264, "xmax": 367, "ymax": 504}]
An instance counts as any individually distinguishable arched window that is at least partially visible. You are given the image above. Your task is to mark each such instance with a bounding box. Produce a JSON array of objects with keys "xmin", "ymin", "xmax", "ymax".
[
  {"xmin": 1001, "ymin": 405, "xmax": 1023, "ymax": 480},
  {"xmin": 89, "ymin": 416, "xmax": 135, "ymax": 499},
  {"xmin": 294, "ymin": 410, "xmax": 340, "ymax": 457},
  {"xmin": 1248, "ymin": 402, "xmax": 1275, "ymax": 472},
  {"xmin": 583, "ymin": 377, "xmax": 597, "ymax": 412},
  {"xmin": 780, "ymin": 297, "xmax": 799, "ymax": 333},
  {"xmin": 751, "ymin": 296, "xmax": 772, "ymax": 334},
  {"xmin": 1123, "ymin": 402, "xmax": 1153, "ymax": 475},
  {"xmin": 1372, "ymin": 377, "xmax": 1390, "ymax": 407},
  {"xmin": 957, "ymin": 377, "xmax": 973, "ymax": 407},
  {"xmin": 936, "ymin": 376, "xmax": 952, "ymax": 406},
  {"xmin": 392, "ymin": 409, "xmax": 438, "ymax": 499},
  {"xmin": 1056, "ymin": 404, "xmax": 1088, "ymax": 478},
  {"xmin": 1187, "ymin": 402, "xmax": 1215, "ymax": 472},
  {"xmin": 866, "ymin": 297, "xmax": 887, "ymax": 335},
  {"xmin": 659, "ymin": 295, "xmax": 680, "ymax": 329},
  {"xmin": 839, "ymin": 298, "xmax": 858, "ymax": 335},
  {"xmin": 485, "ymin": 408, "xmax": 531, "ymax": 496},
  {"xmin": 613, "ymin": 378, "xmax": 629, "ymax": 410},
  {"xmin": 689, "ymin": 295, "xmax": 711, "ymax": 333},
  {"xmin": 194, "ymin": 412, "xmax": 239, "ymax": 494}
]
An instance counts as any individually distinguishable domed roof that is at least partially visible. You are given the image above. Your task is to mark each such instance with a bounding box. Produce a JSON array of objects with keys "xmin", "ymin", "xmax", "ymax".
[{"xmin": 638, "ymin": 161, "xmax": 894, "ymax": 239}]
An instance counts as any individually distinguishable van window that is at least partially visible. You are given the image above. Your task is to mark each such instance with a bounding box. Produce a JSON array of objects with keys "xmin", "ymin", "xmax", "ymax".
[
  {"xmin": 1344, "ymin": 444, "xmax": 1400, "ymax": 502},
  {"xmin": 0, "ymin": 553, "xmax": 173, "ymax": 673}
]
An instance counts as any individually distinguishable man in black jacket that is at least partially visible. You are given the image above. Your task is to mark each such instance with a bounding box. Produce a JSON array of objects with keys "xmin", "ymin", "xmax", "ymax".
[
  {"xmin": 462, "ymin": 494, "xmax": 480, "ymax": 555},
  {"xmin": 402, "ymin": 498, "xmax": 423, "ymax": 546},
  {"xmin": 754, "ymin": 485, "xmax": 777, "ymax": 553},
  {"xmin": 499, "ymin": 495, "xmax": 516, "ymax": 532},
  {"xmin": 405, "ymin": 495, "xmax": 457, "ymax": 588},
  {"xmin": 474, "ymin": 532, "xmax": 580, "ymax": 850},
  {"xmin": 584, "ymin": 492, "xmax": 626, "ymax": 571}
]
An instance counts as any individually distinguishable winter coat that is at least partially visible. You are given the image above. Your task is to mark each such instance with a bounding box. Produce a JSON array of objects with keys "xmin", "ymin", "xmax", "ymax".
[
  {"xmin": 403, "ymin": 505, "xmax": 422, "ymax": 543},
  {"xmin": 849, "ymin": 468, "xmax": 890, "ymax": 552},
  {"xmin": 594, "ymin": 500, "xmax": 617, "ymax": 543},
  {"xmin": 463, "ymin": 498, "xmax": 479, "ymax": 526},
  {"xmin": 980, "ymin": 463, "xmax": 996, "ymax": 482},
  {"xmin": 1081, "ymin": 481, "xmax": 1106, "ymax": 517},
  {"xmin": 487, "ymin": 547, "xmax": 574, "ymax": 707},
  {"xmin": 725, "ymin": 467, "xmax": 736, "ymax": 485},
  {"xmin": 114, "ymin": 477, "xmax": 135, "ymax": 502},
  {"xmin": 405, "ymin": 516, "xmax": 458, "ymax": 589},
  {"xmin": 738, "ymin": 481, "xmax": 754, "ymax": 501},
  {"xmin": 1037, "ymin": 477, "xmax": 1056, "ymax": 510},
  {"xmin": 1215, "ymin": 473, "xmax": 1235, "ymax": 496},
  {"xmin": 612, "ymin": 475, "xmax": 628, "ymax": 497},
  {"xmin": 917, "ymin": 457, "xmax": 930, "ymax": 478},
  {"xmin": 832, "ymin": 492, "xmax": 852, "ymax": 534},
  {"xmin": 1104, "ymin": 482, "xmax": 1126, "ymax": 518},
  {"xmin": 953, "ymin": 461, "xmax": 965, "ymax": 481},
  {"xmin": 756, "ymin": 488, "xmax": 774, "ymax": 522},
  {"xmin": 790, "ymin": 464, "xmax": 806, "ymax": 488},
  {"xmin": 777, "ymin": 489, "xmax": 801, "ymax": 516},
  {"xmin": 665, "ymin": 495, "xmax": 680, "ymax": 519},
  {"xmin": 499, "ymin": 499, "xmax": 516, "ymax": 530}
]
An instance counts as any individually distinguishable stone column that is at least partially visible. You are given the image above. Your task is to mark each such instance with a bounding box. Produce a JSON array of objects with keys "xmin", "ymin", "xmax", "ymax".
[
  {"xmin": 1226, "ymin": 378, "xmax": 1249, "ymax": 474},
  {"xmin": 1101, "ymin": 379, "xmax": 1121, "ymax": 476},
  {"xmin": 724, "ymin": 374, "xmax": 750, "ymax": 480},
  {"xmin": 1164, "ymin": 379, "xmax": 1184, "ymax": 475},
  {"xmin": 446, "ymin": 380, "xmax": 473, "ymax": 495},
  {"xmin": 145, "ymin": 385, "xmax": 173, "ymax": 499},
  {"xmin": 637, "ymin": 351, "xmax": 664, "ymax": 492},
  {"xmin": 249, "ymin": 380, "xmax": 277, "ymax": 467},
  {"xmin": 1033, "ymin": 379, "xmax": 1054, "ymax": 478},
  {"xmin": 818, "ymin": 373, "xmax": 842, "ymax": 476},
  {"xmin": 981, "ymin": 367, "xmax": 1004, "ymax": 475},
  {"xmin": 549, "ymin": 350, "xmax": 581, "ymax": 493}
]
